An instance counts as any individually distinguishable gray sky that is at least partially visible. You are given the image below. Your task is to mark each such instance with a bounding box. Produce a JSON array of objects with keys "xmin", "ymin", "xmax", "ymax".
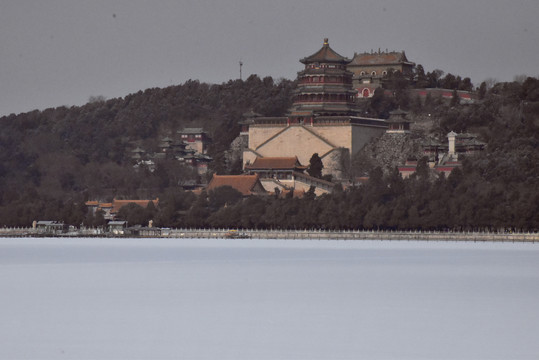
[{"xmin": 1, "ymin": 0, "xmax": 537, "ymax": 116}]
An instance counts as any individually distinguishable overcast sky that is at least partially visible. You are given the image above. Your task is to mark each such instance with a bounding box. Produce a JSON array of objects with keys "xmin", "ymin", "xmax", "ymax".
[{"xmin": 0, "ymin": 0, "xmax": 537, "ymax": 116}]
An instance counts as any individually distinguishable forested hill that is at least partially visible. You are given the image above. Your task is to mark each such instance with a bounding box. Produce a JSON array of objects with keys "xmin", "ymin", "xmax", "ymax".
[
  {"xmin": 0, "ymin": 75, "xmax": 294, "ymax": 225},
  {"xmin": 0, "ymin": 74, "xmax": 538, "ymax": 230}
]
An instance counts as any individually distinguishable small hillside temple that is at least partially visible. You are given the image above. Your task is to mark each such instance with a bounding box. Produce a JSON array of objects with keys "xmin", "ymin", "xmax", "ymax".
[{"xmin": 242, "ymin": 38, "xmax": 387, "ymax": 179}]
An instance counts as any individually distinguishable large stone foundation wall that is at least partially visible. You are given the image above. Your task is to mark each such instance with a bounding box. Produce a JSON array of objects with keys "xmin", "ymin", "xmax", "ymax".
[
  {"xmin": 243, "ymin": 123, "xmax": 385, "ymax": 178},
  {"xmin": 243, "ymin": 123, "xmax": 386, "ymax": 179},
  {"xmin": 247, "ymin": 125, "xmax": 336, "ymax": 165}
]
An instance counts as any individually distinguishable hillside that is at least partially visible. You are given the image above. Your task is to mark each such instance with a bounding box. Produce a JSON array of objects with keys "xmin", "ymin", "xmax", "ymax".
[
  {"xmin": 0, "ymin": 75, "xmax": 294, "ymax": 226},
  {"xmin": 352, "ymin": 78, "xmax": 539, "ymax": 177},
  {"xmin": 0, "ymin": 75, "xmax": 538, "ymax": 230}
]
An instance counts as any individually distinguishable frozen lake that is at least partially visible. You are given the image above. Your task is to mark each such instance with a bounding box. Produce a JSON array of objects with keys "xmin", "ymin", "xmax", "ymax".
[{"xmin": 1, "ymin": 237, "xmax": 538, "ymax": 359}]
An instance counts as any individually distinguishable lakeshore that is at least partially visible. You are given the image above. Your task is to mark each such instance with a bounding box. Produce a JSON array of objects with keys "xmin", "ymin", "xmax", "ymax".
[{"xmin": 1, "ymin": 227, "xmax": 537, "ymax": 242}]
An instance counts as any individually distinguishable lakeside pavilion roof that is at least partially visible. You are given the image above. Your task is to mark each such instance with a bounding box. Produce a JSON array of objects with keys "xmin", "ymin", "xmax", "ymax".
[{"xmin": 300, "ymin": 38, "xmax": 351, "ymax": 65}]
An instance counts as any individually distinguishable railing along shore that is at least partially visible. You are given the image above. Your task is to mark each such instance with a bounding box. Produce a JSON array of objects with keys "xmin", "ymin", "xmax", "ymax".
[{"xmin": 0, "ymin": 227, "xmax": 537, "ymax": 242}]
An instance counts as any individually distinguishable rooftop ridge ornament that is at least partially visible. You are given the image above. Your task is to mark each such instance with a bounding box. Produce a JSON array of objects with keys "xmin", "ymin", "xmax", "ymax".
[{"xmin": 323, "ymin": 38, "xmax": 329, "ymax": 45}]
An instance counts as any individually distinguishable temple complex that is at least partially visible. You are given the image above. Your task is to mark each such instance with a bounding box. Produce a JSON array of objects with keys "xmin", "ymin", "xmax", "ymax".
[{"xmin": 242, "ymin": 38, "xmax": 387, "ymax": 179}]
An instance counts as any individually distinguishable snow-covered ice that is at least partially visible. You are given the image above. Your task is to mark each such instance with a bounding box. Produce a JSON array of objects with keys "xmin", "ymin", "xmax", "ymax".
[{"xmin": 0, "ymin": 237, "xmax": 538, "ymax": 359}]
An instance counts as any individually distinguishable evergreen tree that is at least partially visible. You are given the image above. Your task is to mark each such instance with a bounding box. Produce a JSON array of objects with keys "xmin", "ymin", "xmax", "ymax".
[
  {"xmin": 478, "ymin": 81, "xmax": 487, "ymax": 100},
  {"xmin": 414, "ymin": 64, "xmax": 429, "ymax": 88},
  {"xmin": 94, "ymin": 209, "xmax": 107, "ymax": 227},
  {"xmin": 410, "ymin": 94, "xmax": 423, "ymax": 114},
  {"xmin": 450, "ymin": 89, "xmax": 460, "ymax": 107},
  {"xmin": 307, "ymin": 153, "xmax": 323, "ymax": 178},
  {"xmin": 208, "ymin": 186, "xmax": 243, "ymax": 210}
]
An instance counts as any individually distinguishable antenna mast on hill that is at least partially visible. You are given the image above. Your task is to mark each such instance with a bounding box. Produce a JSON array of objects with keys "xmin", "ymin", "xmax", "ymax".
[{"xmin": 239, "ymin": 60, "xmax": 243, "ymax": 80}]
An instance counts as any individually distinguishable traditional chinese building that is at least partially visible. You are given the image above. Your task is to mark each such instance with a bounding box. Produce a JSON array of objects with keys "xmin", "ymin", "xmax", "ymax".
[
  {"xmin": 289, "ymin": 38, "xmax": 358, "ymax": 119},
  {"xmin": 131, "ymin": 147, "xmax": 146, "ymax": 160},
  {"xmin": 178, "ymin": 128, "xmax": 211, "ymax": 154},
  {"xmin": 447, "ymin": 131, "xmax": 486, "ymax": 158},
  {"xmin": 397, "ymin": 159, "xmax": 419, "ymax": 179},
  {"xmin": 132, "ymin": 132, "xmax": 212, "ymax": 174},
  {"xmin": 348, "ymin": 50, "xmax": 415, "ymax": 98},
  {"xmin": 239, "ymin": 110, "xmax": 262, "ymax": 136},
  {"xmin": 206, "ymin": 174, "xmax": 267, "ymax": 196},
  {"xmin": 386, "ymin": 108, "xmax": 411, "ymax": 134},
  {"xmin": 86, "ymin": 198, "xmax": 159, "ymax": 220},
  {"xmin": 245, "ymin": 156, "xmax": 307, "ymax": 179},
  {"xmin": 158, "ymin": 137, "xmax": 190, "ymax": 156},
  {"xmin": 398, "ymin": 131, "xmax": 485, "ymax": 178},
  {"xmin": 242, "ymin": 38, "xmax": 387, "ymax": 179},
  {"xmin": 244, "ymin": 156, "xmax": 335, "ymax": 196}
]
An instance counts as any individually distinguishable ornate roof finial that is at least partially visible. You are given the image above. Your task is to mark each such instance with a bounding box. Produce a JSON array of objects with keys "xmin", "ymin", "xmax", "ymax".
[{"xmin": 323, "ymin": 38, "xmax": 329, "ymax": 45}]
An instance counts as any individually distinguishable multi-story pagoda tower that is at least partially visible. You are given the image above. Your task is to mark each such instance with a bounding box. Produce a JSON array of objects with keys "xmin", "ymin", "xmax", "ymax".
[{"xmin": 289, "ymin": 38, "xmax": 358, "ymax": 120}]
